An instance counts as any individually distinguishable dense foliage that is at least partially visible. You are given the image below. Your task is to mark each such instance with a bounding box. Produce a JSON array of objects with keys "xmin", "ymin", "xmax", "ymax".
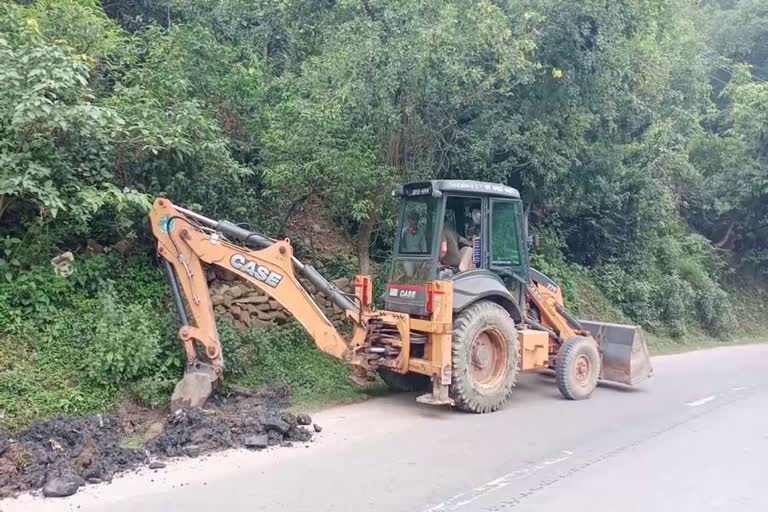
[{"xmin": 1, "ymin": 0, "xmax": 767, "ymax": 426}]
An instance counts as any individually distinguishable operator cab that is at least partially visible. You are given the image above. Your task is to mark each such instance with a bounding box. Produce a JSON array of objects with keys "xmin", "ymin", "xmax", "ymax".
[{"xmin": 386, "ymin": 180, "xmax": 528, "ymax": 317}]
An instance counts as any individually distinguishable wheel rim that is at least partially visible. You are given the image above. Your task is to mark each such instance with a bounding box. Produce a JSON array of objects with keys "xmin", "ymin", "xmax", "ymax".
[
  {"xmin": 574, "ymin": 354, "xmax": 591, "ymax": 386},
  {"xmin": 470, "ymin": 329, "xmax": 507, "ymax": 392}
]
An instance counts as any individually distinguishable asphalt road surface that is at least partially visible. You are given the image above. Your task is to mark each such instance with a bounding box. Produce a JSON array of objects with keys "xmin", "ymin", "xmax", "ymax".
[{"xmin": 6, "ymin": 343, "xmax": 768, "ymax": 512}]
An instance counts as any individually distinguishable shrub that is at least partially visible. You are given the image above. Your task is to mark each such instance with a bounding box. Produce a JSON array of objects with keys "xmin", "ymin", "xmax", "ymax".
[
  {"xmin": 530, "ymin": 229, "xmax": 582, "ymax": 308},
  {"xmin": 317, "ymin": 254, "xmax": 358, "ymax": 280},
  {"xmin": 655, "ymin": 275, "xmax": 696, "ymax": 338},
  {"xmin": 695, "ymin": 278, "xmax": 737, "ymax": 339},
  {"xmin": 127, "ymin": 376, "xmax": 177, "ymax": 409},
  {"xmin": 217, "ymin": 320, "xmax": 248, "ymax": 377},
  {"xmin": 0, "ymin": 254, "xmax": 183, "ymax": 427},
  {"xmin": 82, "ymin": 288, "xmax": 165, "ymax": 388},
  {"xmin": 228, "ymin": 324, "xmax": 359, "ymax": 402}
]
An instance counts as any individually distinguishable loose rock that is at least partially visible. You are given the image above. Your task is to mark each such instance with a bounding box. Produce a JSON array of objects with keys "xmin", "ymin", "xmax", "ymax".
[
  {"xmin": 296, "ymin": 414, "xmax": 312, "ymax": 426},
  {"xmin": 262, "ymin": 415, "xmax": 291, "ymax": 434},
  {"xmin": 234, "ymin": 294, "xmax": 269, "ymax": 304},
  {"xmin": 183, "ymin": 445, "xmax": 202, "ymax": 458},
  {"xmin": 149, "ymin": 461, "xmax": 166, "ymax": 470},
  {"xmin": 243, "ymin": 434, "xmax": 269, "ymax": 449},
  {"xmin": 42, "ymin": 473, "xmax": 84, "ymax": 498},
  {"xmin": 281, "ymin": 412, "xmax": 298, "ymax": 428},
  {"xmin": 332, "ymin": 277, "xmax": 351, "ymax": 289},
  {"xmin": 313, "ymin": 424, "xmax": 323, "ymax": 433},
  {"xmin": 170, "ymin": 373, "xmax": 213, "ymax": 411},
  {"xmin": 144, "ymin": 421, "xmax": 165, "ymax": 442}
]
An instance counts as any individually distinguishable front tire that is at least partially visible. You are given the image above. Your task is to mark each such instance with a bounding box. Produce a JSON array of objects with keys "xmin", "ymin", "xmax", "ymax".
[
  {"xmin": 555, "ymin": 336, "xmax": 601, "ymax": 400},
  {"xmin": 450, "ymin": 301, "xmax": 519, "ymax": 413}
]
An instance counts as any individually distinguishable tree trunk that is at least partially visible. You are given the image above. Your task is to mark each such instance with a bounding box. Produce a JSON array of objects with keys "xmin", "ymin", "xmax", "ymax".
[
  {"xmin": 715, "ymin": 221, "xmax": 736, "ymax": 249},
  {"xmin": 276, "ymin": 192, "xmax": 311, "ymax": 237},
  {"xmin": 357, "ymin": 221, "xmax": 373, "ymax": 275},
  {"xmin": 0, "ymin": 195, "xmax": 11, "ymax": 224}
]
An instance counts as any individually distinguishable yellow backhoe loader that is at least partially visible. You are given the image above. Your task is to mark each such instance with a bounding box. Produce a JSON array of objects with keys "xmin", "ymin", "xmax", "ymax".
[{"xmin": 152, "ymin": 180, "xmax": 652, "ymax": 413}]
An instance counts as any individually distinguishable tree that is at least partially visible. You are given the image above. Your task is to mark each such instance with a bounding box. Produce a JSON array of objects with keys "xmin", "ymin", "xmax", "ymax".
[
  {"xmin": 0, "ymin": 3, "xmax": 146, "ymax": 236},
  {"xmin": 263, "ymin": 0, "xmax": 540, "ymax": 272}
]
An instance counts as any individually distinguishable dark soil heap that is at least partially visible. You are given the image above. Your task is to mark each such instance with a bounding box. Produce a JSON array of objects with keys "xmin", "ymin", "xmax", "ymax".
[{"xmin": 0, "ymin": 385, "xmax": 313, "ymax": 498}]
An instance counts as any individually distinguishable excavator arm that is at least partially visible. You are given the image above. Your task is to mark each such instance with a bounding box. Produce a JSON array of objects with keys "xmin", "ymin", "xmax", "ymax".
[{"xmin": 150, "ymin": 199, "xmax": 369, "ymax": 406}]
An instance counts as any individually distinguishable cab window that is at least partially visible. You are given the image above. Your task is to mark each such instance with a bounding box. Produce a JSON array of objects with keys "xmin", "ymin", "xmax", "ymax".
[{"xmin": 398, "ymin": 196, "xmax": 437, "ymax": 256}]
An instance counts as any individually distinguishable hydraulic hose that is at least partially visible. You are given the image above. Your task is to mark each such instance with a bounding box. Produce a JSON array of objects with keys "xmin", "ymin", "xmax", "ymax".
[
  {"xmin": 295, "ymin": 262, "xmax": 358, "ymax": 314},
  {"xmin": 174, "ymin": 205, "xmax": 359, "ymax": 316}
]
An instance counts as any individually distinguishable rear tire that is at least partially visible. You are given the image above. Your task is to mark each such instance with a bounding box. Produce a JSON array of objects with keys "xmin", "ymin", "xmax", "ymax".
[
  {"xmin": 378, "ymin": 369, "xmax": 430, "ymax": 392},
  {"xmin": 555, "ymin": 336, "xmax": 601, "ymax": 400},
  {"xmin": 450, "ymin": 301, "xmax": 519, "ymax": 413}
]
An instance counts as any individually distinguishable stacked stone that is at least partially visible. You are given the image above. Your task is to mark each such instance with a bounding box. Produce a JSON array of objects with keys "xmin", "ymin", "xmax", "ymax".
[{"xmin": 206, "ymin": 267, "xmax": 352, "ymax": 332}]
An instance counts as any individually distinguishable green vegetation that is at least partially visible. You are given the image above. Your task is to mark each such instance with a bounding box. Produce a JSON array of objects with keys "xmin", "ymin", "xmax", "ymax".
[
  {"xmin": 219, "ymin": 323, "xmax": 373, "ymax": 408},
  {"xmin": 0, "ymin": 254, "xmax": 366, "ymax": 431},
  {"xmin": 1, "ymin": 0, "xmax": 767, "ymax": 429},
  {"xmin": 0, "ymin": 255, "xmax": 175, "ymax": 430}
]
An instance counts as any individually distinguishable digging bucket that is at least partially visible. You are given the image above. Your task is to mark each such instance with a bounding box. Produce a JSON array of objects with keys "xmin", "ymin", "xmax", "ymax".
[
  {"xmin": 170, "ymin": 363, "xmax": 218, "ymax": 411},
  {"xmin": 580, "ymin": 320, "xmax": 653, "ymax": 386}
]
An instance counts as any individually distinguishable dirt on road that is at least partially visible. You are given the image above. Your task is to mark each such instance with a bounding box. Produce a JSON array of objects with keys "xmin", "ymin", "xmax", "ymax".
[{"xmin": 0, "ymin": 385, "xmax": 314, "ymax": 498}]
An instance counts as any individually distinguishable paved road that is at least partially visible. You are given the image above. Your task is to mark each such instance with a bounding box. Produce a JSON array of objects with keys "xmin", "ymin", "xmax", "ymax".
[{"xmin": 6, "ymin": 344, "xmax": 768, "ymax": 512}]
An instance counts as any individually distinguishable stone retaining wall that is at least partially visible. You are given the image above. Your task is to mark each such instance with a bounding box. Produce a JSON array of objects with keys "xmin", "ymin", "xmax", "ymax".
[{"xmin": 206, "ymin": 267, "xmax": 353, "ymax": 332}]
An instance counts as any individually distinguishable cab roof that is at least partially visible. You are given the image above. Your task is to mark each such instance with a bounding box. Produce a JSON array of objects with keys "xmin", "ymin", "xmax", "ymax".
[{"xmin": 401, "ymin": 180, "xmax": 520, "ymax": 199}]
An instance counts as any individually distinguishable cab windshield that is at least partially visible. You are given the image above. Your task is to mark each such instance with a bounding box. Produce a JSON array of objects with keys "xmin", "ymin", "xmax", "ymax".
[{"xmin": 397, "ymin": 196, "xmax": 438, "ymax": 256}]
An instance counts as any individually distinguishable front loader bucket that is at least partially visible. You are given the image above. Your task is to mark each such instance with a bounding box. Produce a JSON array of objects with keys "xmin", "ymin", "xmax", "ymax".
[{"xmin": 580, "ymin": 320, "xmax": 652, "ymax": 386}]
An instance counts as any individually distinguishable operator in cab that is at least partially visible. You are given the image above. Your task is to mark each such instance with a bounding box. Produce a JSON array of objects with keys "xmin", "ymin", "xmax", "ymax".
[
  {"xmin": 440, "ymin": 216, "xmax": 474, "ymax": 273},
  {"xmin": 400, "ymin": 210, "xmax": 427, "ymax": 254}
]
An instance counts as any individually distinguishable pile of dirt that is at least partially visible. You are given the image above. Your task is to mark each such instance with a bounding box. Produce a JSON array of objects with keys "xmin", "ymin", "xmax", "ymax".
[
  {"xmin": 283, "ymin": 195, "xmax": 355, "ymax": 258},
  {"xmin": 0, "ymin": 385, "xmax": 316, "ymax": 498}
]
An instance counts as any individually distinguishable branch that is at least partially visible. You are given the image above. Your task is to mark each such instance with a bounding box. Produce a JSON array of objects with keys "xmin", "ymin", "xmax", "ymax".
[
  {"xmin": 277, "ymin": 192, "xmax": 312, "ymax": 237},
  {"xmin": 714, "ymin": 221, "xmax": 736, "ymax": 248}
]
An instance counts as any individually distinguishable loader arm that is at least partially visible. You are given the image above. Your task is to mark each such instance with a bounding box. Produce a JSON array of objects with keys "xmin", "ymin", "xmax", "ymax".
[
  {"xmin": 525, "ymin": 279, "xmax": 582, "ymax": 342},
  {"xmin": 525, "ymin": 270, "xmax": 652, "ymax": 385},
  {"xmin": 150, "ymin": 198, "xmax": 366, "ymax": 383}
]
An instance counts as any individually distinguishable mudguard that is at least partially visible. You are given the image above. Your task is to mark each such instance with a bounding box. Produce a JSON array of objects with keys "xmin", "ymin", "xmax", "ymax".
[{"xmin": 451, "ymin": 270, "xmax": 523, "ymax": 322}]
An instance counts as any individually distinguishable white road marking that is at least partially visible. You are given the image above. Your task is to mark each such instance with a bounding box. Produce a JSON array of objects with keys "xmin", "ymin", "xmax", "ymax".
[
  {"xmin": 422, "ymin": 450, "xmax": 574, "ymax": 512},
  {"xmin": 543, "ymin": 455, "xmax": 570, "ymax": 465},
  {"xmin": 686, "ymin": 395, "xmax": 716, "ymax": 407}
]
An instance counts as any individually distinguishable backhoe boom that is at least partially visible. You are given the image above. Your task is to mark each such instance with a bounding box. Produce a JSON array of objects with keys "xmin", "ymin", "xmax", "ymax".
[{"xmin": 150, "ymin": 199, "xmax": 366, "ymax": 397}]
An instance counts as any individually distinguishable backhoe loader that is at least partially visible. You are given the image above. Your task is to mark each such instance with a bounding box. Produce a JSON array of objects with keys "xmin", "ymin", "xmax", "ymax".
[{"xmin": 152, "ymin": 180, "xmax": 652, "ymax": 413}]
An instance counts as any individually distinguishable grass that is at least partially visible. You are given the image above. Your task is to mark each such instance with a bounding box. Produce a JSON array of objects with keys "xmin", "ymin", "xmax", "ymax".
[
  {"xmin": 647, "ymin": 279, "xmax": 768, "ymax": 355},
  {"xmin": 648, "ymin": 333, "xmax": 767, "ymax": 355},
  {"xmin": 221, "ymin": 323, "xmax": 381, "ymax": 408},
  {"xmin": 569, "ymin": 268, "xmax": 768, "ymax": 356},
  {"xmin": 0, "ymin": 332, "xmax": 114, "ymax": 432},
  {"xmin": 0, "ymin": 255, "xmax": 178, "ymax": 432}
]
